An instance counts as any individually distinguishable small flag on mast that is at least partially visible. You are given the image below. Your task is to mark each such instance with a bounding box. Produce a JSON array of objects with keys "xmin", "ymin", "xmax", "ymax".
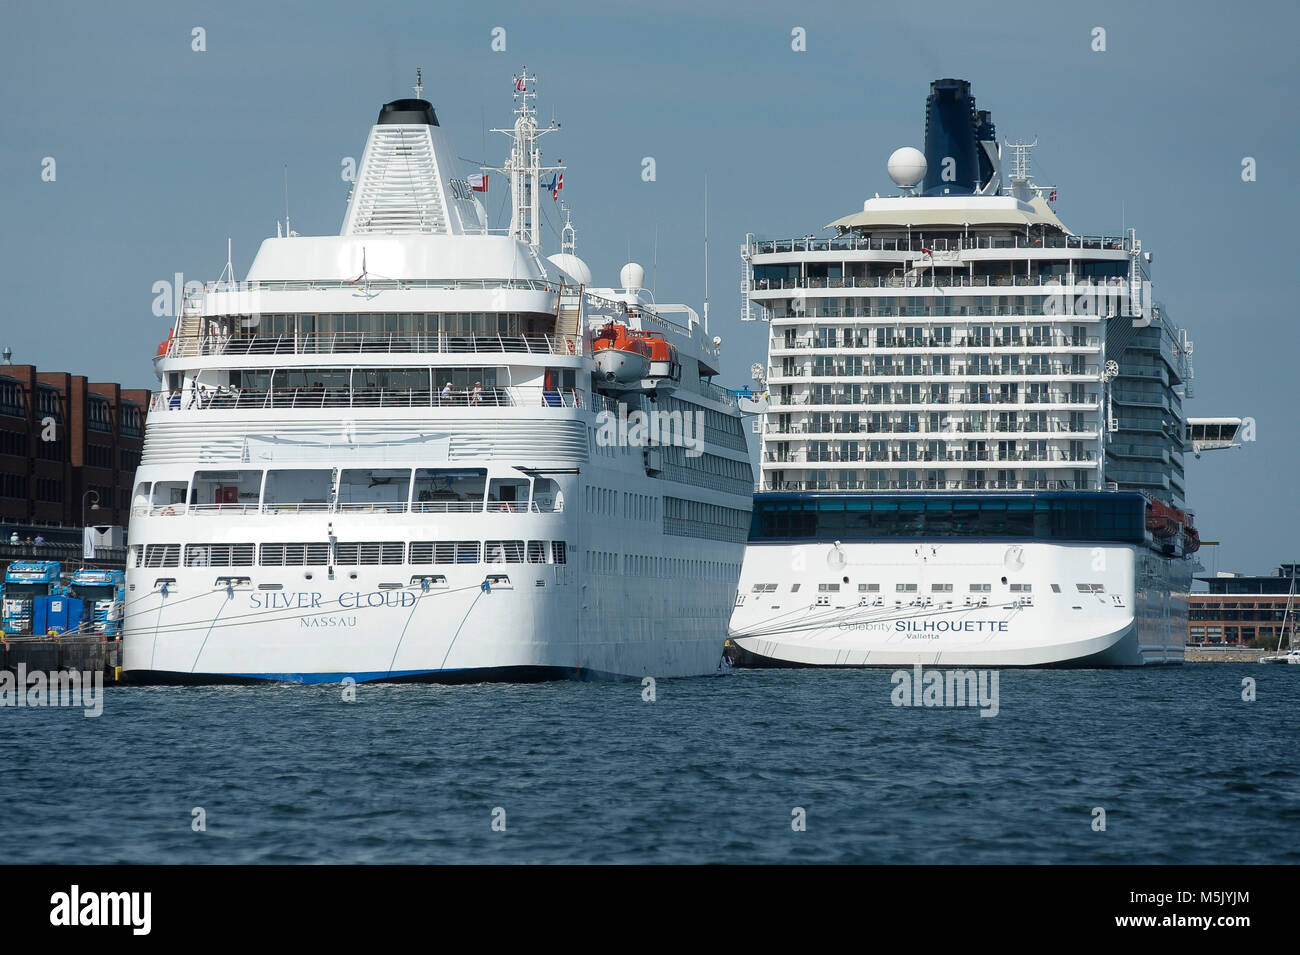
[
  {"xmin": 553, "ymin": 172, "xmax": 563, "ymax": 201},
  {"xmin": 515, "ymin": 76, "xmax": 525, "ymax": 92},
  {"xmin": 1048, "ymin": 189, "xmax": 1057, "ymax": 202},
  {"xmin": 469, "ymin": 174, "xmax": 489, "ymax": 193}
]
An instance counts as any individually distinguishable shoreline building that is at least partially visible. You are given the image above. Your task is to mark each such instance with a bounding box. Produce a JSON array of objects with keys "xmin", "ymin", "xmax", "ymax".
[
  {"xmin": 1189, "ymin": 565, "xmax": 1299, "ymax": 647},
  {"xmin": 0, "ymin": 361, "xmax": 149, "ymax": 533}
]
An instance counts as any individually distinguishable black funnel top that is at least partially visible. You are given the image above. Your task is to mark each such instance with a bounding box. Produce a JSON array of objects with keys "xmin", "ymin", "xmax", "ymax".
[{"xmin": 377, "ymin": 98, "xmax": 439, "ymax": 126}]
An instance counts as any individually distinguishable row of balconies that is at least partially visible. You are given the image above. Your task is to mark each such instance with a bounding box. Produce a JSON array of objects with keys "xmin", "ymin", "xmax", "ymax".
[{"xmin": 764, "ymin": 450, "xmax": 1097, "ymax": 464}]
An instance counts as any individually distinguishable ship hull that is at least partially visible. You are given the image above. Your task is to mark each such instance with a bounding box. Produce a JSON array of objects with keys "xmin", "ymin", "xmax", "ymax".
[{"xmin": 728, "ymin": 539, "xmax": 1190, "ymax": 668}]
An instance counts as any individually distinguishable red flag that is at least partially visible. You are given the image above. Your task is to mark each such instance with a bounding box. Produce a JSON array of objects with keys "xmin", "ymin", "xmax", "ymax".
[
  {"xmin": 515, "ymin": 77, "xmax": 525, "ymax": 92},
  {"xmin": 469, "ymin": 174, "xmax": 488, "ymax": 193},
  {"xmin": 1048, "ymin": 189, "xmax": 1057, "ymax": 203},
  {"xmin": 553, "ymin": 172, "xmax": 563, "ymax": 200}
]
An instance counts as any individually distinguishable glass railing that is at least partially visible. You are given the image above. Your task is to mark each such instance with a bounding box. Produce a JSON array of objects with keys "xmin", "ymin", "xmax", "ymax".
[{"xmin": 166, "ymin": 333, "xmax": 579, "ymax": 359}]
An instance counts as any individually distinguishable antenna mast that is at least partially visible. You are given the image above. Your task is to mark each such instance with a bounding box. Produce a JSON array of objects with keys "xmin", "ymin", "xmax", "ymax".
[
  {"xmin": 489, "ymin": 67, "xmax": 563, "ymax": 250},
  {"xmin": 703, "ymin": 176, "xmax": 710, "ymax": 332},
  {"xmin": 560, "ymin": 201, "xmax": 575, "ymax": 255},
  {"xmin": 413, "ymin": 67, "xmax": 423, "ymax": 99}
]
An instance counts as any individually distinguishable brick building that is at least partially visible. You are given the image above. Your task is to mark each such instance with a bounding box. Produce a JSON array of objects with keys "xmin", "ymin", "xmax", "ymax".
[
  {"xmin": 0, "ymin": 363, "xmax": 149, "ymax": 529},
  {"xmin": 1188, "ymin": 564, "xmax": 1299, "ymax": 648}
]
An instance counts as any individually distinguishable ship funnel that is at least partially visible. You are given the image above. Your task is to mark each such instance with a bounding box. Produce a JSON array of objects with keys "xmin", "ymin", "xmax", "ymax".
[{"xmin": 922, "ymin": 78, "xmax": 982, "ymax": 196}]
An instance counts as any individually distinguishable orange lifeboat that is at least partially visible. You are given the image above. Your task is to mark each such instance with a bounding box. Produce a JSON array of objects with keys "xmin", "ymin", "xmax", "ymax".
[
  {"xmin": 1145, "ymin": 498, "xmax": 1200, "ymax": 552},
  {"xmin": 156, "ymin": 330, "xmax": 174, "ymax": 358},
  {"xmin": 592, "ymin": 323, "xmax": 652, "ymax": 385},
  {"xmin": 627, "ymin": 329, "xmax": 682, "ymax": 392}
]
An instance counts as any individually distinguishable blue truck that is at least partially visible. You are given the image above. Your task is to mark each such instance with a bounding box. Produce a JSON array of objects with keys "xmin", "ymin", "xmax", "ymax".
[
  {"xmin": 2, "ymin": 560, "xmax": 66, "ymax": 635},
  {"xmin": 68, "ymin": 568, "xmax": 126, "ymax": 638}
]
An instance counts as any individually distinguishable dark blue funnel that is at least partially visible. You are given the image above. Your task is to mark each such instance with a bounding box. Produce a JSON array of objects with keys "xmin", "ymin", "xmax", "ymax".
[{"xmin": 922, "ymin": 78, "xmax": 980, "ymax": 196}]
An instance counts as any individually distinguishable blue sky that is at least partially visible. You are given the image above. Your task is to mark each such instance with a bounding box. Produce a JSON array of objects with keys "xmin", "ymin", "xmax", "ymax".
[{"xmin": 1, "ymin": 0, "xmax": 1295, "ymax": 574}]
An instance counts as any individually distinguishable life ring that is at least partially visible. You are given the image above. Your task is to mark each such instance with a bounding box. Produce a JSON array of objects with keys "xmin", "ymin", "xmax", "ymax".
[{"xmin": 566, "ymin": 339, "xmax": 575, "ymax": 356}]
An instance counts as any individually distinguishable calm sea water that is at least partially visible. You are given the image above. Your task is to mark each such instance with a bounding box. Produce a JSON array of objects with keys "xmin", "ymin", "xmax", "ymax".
[{"xmin": 2, "ymin": 664, "xmax": 1297, "ymax": 864}]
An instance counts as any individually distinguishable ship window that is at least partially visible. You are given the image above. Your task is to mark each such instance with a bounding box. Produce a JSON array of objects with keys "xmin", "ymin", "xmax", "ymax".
[
  {"xmin": 260, "ymin": 543, "xmax": 329, "ymax": 566},
  {"xmin": 551, "ymin": 541, "xmax": 567, "ymax": 564},
  {"xmin": 970, "ymin": 584, "xmax": 992, "ymax": 592},
  {"xmin": 335, "ymin": 542, "xmax": 404, "ymax": 565},
  {"xmin": 484, "ymin": 540, "xmax": 525, "ymax": 563},
  {"xmin": 132, "ymin": 481, "xmax": 151, "ymax": 510},
  {"xmin": 1010, "ymin": 583, "xmax": 1032, "ymax": 593},
  {"xmin": 790, "ymin": 583, "xmax": 801, "ymax": 592},
  {"xmin": 896, "ymin": 583, "xmax": 918, "ymax": 592},
  {"xmin": 263, "ymin": 470, "xmax": 333, "ymax": 511},
  {"xmin": 818, "ymin": 583, "xmax": 840, "ymax": 592},
  {"xmin": 1051, "ymin": 584, "xmax": 1062, "ymax": 593},
  {"xmin": 409, "ymin": 541, "xmax": 480, "ymax": 565},
  {"xmin": 532, "ymin": 478, "xmax": 563, "ymax": 513},
  {"xmin": 143, "ymin": 544, "xmax": 180, "ymax": 568},
  {"xmin": 527, "ymin": 541, "xmax": 547, "ymax": 563},
  {"xmin": 931, "ymin": 583, "xmax": 953, "ymax": 592},
  {"xmin": 413, "ymin": 468, "xmax": 486, "ymax": 513},
  {"xmin": 192, "ymin": 470, "xmax": 262, "ymax": 509},
  {"xmin": 858, "ymin": 583, "xmax": 880, "ymax": 592},
  {"xmin": 152, "ymin": 481, "xmax": 188, "ymax": 508},
  {"xmin": 185, "ymin": 543, "xmax": 255, "ymax": 567},
  {"xmin": 337, "ymin": 469, "xmax": 411, "ymax": 512},
  {"xmin": 1076, "ymin": 583, "xmax": 1105, "ymax": 593},
  {"xmin": 487, "ymin": 478, "xmax": 530, "ymax": 513}
]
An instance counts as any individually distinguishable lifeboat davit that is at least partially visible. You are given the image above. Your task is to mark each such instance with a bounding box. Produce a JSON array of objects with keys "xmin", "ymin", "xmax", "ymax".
[{"xmin": 592, "ymin": 323, "xmax": 652, "ymax": 384}]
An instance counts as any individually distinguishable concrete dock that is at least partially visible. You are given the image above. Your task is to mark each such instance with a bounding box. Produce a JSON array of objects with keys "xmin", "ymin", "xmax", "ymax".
[{"xmin": 0, "ymin": 635, "xmax": 122, "ymax": 681}]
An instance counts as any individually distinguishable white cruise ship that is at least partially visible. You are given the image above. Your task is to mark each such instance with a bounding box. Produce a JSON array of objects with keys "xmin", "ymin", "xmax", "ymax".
[
  {"xmin": 123, "ymin": 72, "xmax": 753, "ymax": 684},
  {"xmin": 728, "ymin": 78, "xmax": 1239, "ymax": 668}
]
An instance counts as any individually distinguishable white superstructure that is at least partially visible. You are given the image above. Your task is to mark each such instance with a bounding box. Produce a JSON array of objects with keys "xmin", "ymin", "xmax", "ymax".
[
  {"xmin": 123, "ymin": 72, "xmax": 752, "ymax": 683},
  {"xmin": 728, "ymin": 78, "xmax": 1237, "ymax": 668}
]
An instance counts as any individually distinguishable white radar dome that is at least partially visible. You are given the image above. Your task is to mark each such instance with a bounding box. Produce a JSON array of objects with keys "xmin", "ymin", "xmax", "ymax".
[
  {"xmin": 620, "ymin": 262, "xmax": 646, "ymax": 291},
  {"xmin": 547, "ymin": 253, "xmax": 593, "ymax": 287},
  {"xmin": 887, "ymin": 146, "xmax": 927, "ymax": 189}
]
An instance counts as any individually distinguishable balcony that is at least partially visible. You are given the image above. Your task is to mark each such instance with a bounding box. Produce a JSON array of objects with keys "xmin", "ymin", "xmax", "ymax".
[
  {"xmin": 150, "ymin": 386, "xmax": 585, "ymax": 413},
  {"xmin": 166, "ymin": 333, "xmax": 579, "ymax": 360},
  {"xmin": 747, "ymin": 234, "xmax": 1132, "ymax": 255}
]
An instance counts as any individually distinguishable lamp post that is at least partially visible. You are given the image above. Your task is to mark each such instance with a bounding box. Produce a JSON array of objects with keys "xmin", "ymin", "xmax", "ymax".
[
  {"xmin": 81, "ymin": 489, "xmax": 101, "ymax": 563},
  {"xmin": 82, "ymin": 489, "xmax": 100, "ymax": 529}
]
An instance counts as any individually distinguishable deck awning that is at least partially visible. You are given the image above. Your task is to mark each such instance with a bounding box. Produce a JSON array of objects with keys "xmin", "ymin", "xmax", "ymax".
[{"xmin": 827, "ymin": 195, "xmax": 1072, "ymax": 235}]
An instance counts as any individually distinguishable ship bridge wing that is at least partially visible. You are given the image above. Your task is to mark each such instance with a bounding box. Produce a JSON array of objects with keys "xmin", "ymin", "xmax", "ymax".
[{"xmin": 1186, "ymin": 417, "xmax": 1244, "ymax": 454}]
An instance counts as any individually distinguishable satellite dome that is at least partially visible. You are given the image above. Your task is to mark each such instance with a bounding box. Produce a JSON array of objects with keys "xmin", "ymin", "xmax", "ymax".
[
  {"xmin": 887, "ymin": 146, "xmax": 927, "ymax": 189},
  {"xmin": 547, "ymin": 253, "xmax": 592, "ymax": 287},
  {"xmin": 619, "ymin": 262, "xmax": 645, "ymax": 291}
]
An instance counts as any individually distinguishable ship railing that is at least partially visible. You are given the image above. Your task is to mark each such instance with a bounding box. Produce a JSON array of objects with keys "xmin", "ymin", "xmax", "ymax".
[
  {"xmin": 767, "ymin": 422, "xmax": 1099, "ymax": 437},
  {"xmin": 203, "ymin": 278, "xmax": 563, "ymax": 294},
  {"xmin": 772, "ymin": 364, "xmax": 1101, "ymax": 378},
  {"xmin": 151, "ymin": 385, "xmax": 595, "ymax": 413},
  {"xmin": 166, "ymin": 333, "xmax": 577, "ymax": 360},
  {"xmin": 747, "ymin": 234, "xmax": 1131, "ymax": 255},
  {"xmin": 750, "ymin": 276, "xmax": 1130, "ymax": 294},
  {"xmin": 771, "ymin": 334, "xmax": 1103, "ymax": 350},
  {"xmin": 783, "ymin": 450, "xmax": 1098, "ymax": 464},
  {"xmin": 754, "ymin": 479, "xmax": 1103, "ymax": 492},
  {"xmin": 143, "ymin": 499, "xmax": 565, "ymax": 517}
]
